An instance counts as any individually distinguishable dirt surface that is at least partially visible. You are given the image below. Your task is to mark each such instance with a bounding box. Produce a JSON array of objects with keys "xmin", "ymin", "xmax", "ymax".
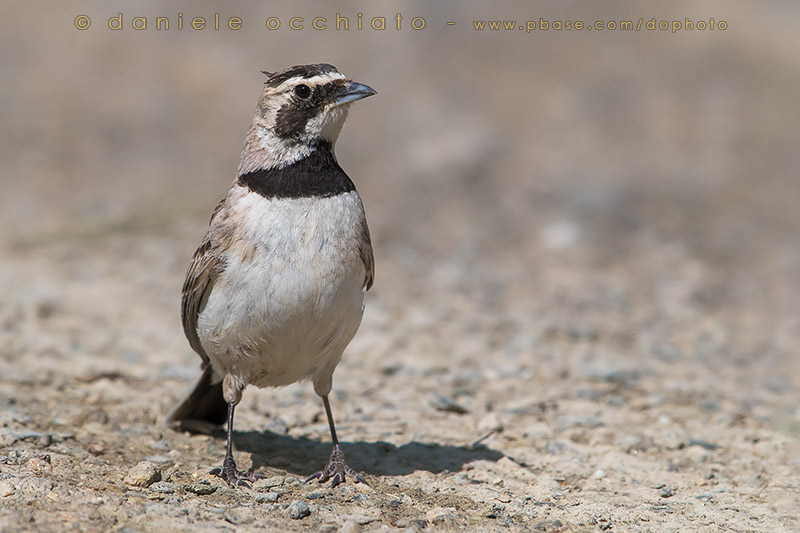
[{"xmin": 1, "ymin": 2, "xmax": 799, "ymax": 532}]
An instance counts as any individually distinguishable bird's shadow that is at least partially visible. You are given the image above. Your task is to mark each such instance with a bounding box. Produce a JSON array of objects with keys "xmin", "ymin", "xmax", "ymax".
[{"xmin": 229, "ymin": 430, "xmax": 504, "ymax": 478}]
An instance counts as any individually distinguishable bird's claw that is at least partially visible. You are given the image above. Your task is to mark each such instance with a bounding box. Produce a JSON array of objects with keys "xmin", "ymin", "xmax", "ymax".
[
  {"xmin": 210, "ymin": 456, "xmax": 264, "ymax": 489},
  {"xmin": 305, "ymin": 444, "xmax": 367, "ymax": 488}
]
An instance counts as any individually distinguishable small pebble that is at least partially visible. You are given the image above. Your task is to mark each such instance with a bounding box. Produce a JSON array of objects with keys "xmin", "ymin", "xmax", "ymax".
[
  {"xmin": 426, "ymin": 507, "xmax": 457, "ymax": 526},
  {"xmin": 255, "ymin": 475, "xmax": 285, "ymax": 489},
  {"xmin": 430, "ymin": 394, "xmax": 469, "ymax": 414},
  {"xmin": 0, "ymin": 480, "xmax": 15, "ymax": 497},
  {"xmin": 26, "ymin": 456, "xmax": 53, "ymax": 473},
  {"xmin": 149, "ymin": 481, "xmax": 178, "ymax": 494},
  {"xmin": 689, "ymin": 439, "xmax": 722, "ymax": 451},
  {"xmin": 593, "ymin": 469, "xmax": 607, "ymax": 479},
  {"xmin": 87, "ymin": 443, "xmax": 105, "ymax": 456},
  {"xmin": 186, "ymin": 481, "xmax": 217, "ymax": 495},
  {"xmin": 123, "ymin": 461, "xmax": 162, "ymax": 488},
  {"xmin": 660, "ymin": 486, "xmax": 676, "ymax": 498},
  {"xmin": 0, "ymin": 430, "xmax": 43, "ymax": 447},
  {"xmin": 306, "ymin": 491, "xmax": 326, "ymax": 500},
  {"xmin": 223, "ymin": 508, "xmax": 254, "ymax": 525},
  {"xmin": 287, "ymin": 500, "xmax": 311, "ymax": 519},
  {"xmin": 255, "ymin": 492, "xmax": 281, "ymax": 503}
]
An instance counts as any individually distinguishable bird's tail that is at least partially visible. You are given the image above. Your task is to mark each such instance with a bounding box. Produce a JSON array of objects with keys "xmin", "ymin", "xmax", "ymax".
[{"xmin": 167, "ymin": 365, "xmax": 228, "ymax": 434}]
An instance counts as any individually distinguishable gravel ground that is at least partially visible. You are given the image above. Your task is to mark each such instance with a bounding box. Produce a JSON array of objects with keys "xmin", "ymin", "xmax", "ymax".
[
  {"xmin": 1, "ymin": 2, "xmax": 799, "ymax": 532},
  {"xmin": 1, "ymin": 212, "xmax": 798, "ymax": 532}
]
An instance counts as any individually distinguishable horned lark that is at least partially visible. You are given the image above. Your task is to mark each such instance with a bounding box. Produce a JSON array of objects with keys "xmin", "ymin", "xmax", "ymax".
[{"xmin": 168, "ymin": 64, "xmax": 376, "ymax": 489}]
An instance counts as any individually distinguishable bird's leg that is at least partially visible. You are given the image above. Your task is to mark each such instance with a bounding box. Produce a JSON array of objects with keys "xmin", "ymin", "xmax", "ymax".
[
  {"xmin": 306, "ymin": 395, "xmax": 367, "ymax": 488},
  {"xmin": 209, "ymin": 400, "xmax": 263, "ymax": 488}
]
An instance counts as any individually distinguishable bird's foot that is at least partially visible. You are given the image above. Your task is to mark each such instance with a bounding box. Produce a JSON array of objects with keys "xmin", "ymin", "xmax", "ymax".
[
  {"xmin": 210, "ymin": 455, "xmax": 263, "ymax": 489},
  {"xmin": 306, "ymin": 444, "xmax": 367, "ymax": 488}
]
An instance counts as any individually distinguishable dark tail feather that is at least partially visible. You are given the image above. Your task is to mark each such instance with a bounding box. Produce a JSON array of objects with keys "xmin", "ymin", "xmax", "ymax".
[{"xmin": 167, "ymin": 366, "xmax": 228, "ymax": 434}]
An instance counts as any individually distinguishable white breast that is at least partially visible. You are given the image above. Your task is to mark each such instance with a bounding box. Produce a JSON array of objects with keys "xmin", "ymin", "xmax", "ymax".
[{"xmin": 196, "ymin": 189, "xmax": 368, "ymax": 395}]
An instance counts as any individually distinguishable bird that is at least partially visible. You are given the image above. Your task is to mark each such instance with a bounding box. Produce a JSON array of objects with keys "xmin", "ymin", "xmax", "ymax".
[{"xmin": 167, "ymin": 63, "xmax": 376, "ymax": 489}]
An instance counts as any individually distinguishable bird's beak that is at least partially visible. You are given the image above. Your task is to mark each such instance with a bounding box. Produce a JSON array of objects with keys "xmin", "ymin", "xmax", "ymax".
[{"xmin": 334, "ymin": 81, "xmax": 377, "ymax": 106}]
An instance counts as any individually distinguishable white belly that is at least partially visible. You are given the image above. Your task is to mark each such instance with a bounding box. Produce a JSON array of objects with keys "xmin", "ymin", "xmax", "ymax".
[{"xmin": 196, "ymin": 190, "xmax": 367, "ymax": 393}]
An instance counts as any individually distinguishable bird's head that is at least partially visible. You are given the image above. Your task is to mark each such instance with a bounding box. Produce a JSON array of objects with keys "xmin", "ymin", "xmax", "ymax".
[{"xmin": 239, "ymin": 64, "xmax": 376, "ymax": 174}]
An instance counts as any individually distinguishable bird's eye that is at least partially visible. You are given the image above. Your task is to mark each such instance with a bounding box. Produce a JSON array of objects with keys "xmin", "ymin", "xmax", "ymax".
[{"xmin": 294, "ymin": 84, "xmax": 311, "ymax": 99}]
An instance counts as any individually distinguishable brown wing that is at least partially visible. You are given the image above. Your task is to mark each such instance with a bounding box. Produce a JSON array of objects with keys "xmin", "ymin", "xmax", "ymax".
[
  {"xmin": 181, "ymin": 199, "xmax": 228, "ymax": 365},
  {"xmin": 360, "ymin": 219, "xmax": 375, "ymax": 291}
]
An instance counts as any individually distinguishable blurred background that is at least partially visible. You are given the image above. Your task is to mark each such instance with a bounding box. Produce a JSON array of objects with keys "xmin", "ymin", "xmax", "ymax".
[
  {"xmin": 1, "ymin": 1, "xmax": 798, "ymax": 423},
  {"xmin": 0, "ymin": 2, "xmax": 799, "ymax": 528}
]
